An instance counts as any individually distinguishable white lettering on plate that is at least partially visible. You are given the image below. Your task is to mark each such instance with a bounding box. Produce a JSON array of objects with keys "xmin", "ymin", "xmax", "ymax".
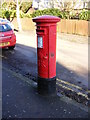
[{"xmin": 38, "ymin": 36, "xmax": 43, "ymax": 48}]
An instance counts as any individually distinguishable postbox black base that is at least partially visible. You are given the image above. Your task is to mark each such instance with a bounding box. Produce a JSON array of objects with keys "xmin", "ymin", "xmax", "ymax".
[{"xmin": 38, "ymin": 76, "xmax": 56, "ymax": 96}]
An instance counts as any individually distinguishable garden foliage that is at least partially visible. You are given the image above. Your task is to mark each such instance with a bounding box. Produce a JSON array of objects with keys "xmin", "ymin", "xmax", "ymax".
[
  {"xmin": 20, "ymin": 2, "xmax": 32, "ymax": 13},
  {"xmin": 79, "ymin": 9, "xmax": 90, "ymax": 21},
  {"xmin": 31, "ymin": 8, "xmax": 90, "ymax": 21},
  {"xmin": 31, "ymin": 8, "xmax": 68, "ymax": 19},
  {"xmin": 1, "ymin": 1, "xmax": 90, "ymax": 21}
]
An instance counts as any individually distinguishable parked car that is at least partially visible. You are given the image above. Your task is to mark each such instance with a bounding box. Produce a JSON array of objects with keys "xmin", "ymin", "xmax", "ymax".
[
  {"xmin": 0, "ymin": 18, "xmax": 14, "ymax": 29},
  {"xmin": 0, "ymin": 22, "xmax": 16, "ymax": 49}
]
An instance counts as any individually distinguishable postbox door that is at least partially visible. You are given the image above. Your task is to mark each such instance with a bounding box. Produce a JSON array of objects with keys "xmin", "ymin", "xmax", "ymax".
[
  {"xmin": 37, "ymin": 34, "xmax": 49, "ymax": 78},
  {"xmin": 37, "ymin": 27, "xmax": 49, "ymax": 78}
]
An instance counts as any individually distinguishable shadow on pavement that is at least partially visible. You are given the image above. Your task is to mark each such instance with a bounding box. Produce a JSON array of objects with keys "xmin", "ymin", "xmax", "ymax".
[{"xmin": 2, "ymin": 43, "xmax": 89, "ymax": 105}]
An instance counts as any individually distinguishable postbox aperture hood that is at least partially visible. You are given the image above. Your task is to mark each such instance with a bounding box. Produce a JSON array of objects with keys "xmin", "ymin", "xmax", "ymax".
[{"xmin": 32, "ymin": 15, "xmax": 60, "ymax": 23}]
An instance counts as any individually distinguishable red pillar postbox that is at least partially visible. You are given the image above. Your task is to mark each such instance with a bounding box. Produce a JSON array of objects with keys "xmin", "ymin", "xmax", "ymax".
[{"xmin": 33, "ymin": 15, "xmax": 60, "ymax": 95}]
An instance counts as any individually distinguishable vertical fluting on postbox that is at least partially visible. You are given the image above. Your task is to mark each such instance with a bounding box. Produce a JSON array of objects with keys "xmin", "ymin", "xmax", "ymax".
[{"xmin": 33, "ymin": 15, "xmax": 60, "ymax": 96}]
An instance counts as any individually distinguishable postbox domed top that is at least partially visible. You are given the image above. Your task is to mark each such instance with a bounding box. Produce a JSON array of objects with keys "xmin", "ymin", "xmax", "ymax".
[{"xmin": 33, "ymin": 15, "xmax": 60, "ymax": 23}]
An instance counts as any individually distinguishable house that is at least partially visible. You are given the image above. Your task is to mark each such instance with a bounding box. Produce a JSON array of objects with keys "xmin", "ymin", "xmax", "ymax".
[{"xmin": 32, "ymin": 0, "xmax": 90, "ymax": 10}]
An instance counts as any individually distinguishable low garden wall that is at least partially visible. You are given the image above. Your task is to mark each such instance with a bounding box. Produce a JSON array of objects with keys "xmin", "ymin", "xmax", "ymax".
[{"xmin": 12, "ymin": 18, "xmax": 90, "ymax": 36}]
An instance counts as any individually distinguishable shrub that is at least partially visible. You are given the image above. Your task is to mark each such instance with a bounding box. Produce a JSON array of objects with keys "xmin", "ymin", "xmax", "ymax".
[
  {"xmin": 19, "ymin": 11, "xmax": 31, "ymax": 18},
  {"xmin": 31, "ymin": 8, "xmax": 90, "ymax": 21},
  {"xmin": 69, "ymin": 11, "xmax": 76, "ymax": 19},
  {"xmin": 3, "ymin": 10, "xmax": 12, "ymax": 19},
  {"xmin": 0, "ymin": 9, "xmax": 2, "ymax": 18},
  {"xmin": 31, "ymin": 8, "xmax": 68, "ymax": 19},
  {"xmin": 79, "ymin": 9, "xmax": 90, "ymax": 21},
  {"xmin": 19, "ymin": 11, "xmax": 25, "ymax": 18},
  {"xmin": 24, "ymin": 13, "xmax": 31, "ymax": 18},
  {"xmin": 10, "ymin": 10, "xmax": 16, "ymax": 18},
  {"xmin": 2, "ymin": 1, "xmax": 16, "ymax": 10},
  {"xmin": 20, "ymin": 2, "xmax": 32, "ymax": 13},
  {"xmin": 2, "ymin": 2, "xmax": 7, "ymax": 9},
  {"xmin": 1, "ymin": 9, "xmax": 16, "ymax": 20},
  {"xmin": 8, "ymin": 2, "xmax": 16, "ymax": 10},
  {"xmin": 1, "ymin": 9, "xmax": 31, "ymax": 19}
]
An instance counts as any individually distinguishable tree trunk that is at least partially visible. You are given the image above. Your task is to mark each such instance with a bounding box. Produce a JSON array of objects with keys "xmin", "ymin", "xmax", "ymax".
[{"xmin": 16, "ymin": 0, "xmax": 22, "ymax": 32}]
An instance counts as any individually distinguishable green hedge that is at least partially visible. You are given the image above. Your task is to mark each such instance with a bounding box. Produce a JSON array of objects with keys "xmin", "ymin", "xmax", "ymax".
[
  {"xmin": 2, "ymin": 1, "xmax": 32, "ymax": 13},
  {"xmin": 1, "ymin": 1, "xmax": 32, "ymax": 19},
  {"xmin": 79, "ymin": 9, "xmax": 90, "ymax": 21},
  {"xmin": 0, "ymin": 9, "xmax": 2, "ymax": 18},
  {"xmin": 8, "ymin": 2, "xmax": 17, "ymax": 10},
  {"xmin": 2, "ymin": 2, "xmax": 8, "ymax": 9},
  {"xmin": 19, "ymin": 11, "xmax": 31, "ymax": 18},
  {"xmin": 1, "ymin": 9, "xmax": 16, "ymax": 19},
  {"xmin": 31, "ymin": 8, "xmax": 90, "ymax": 21},
  {"xmin": 2, "ymin": 1, "xmax": 16, "ymax": 10},
  {"xmin": 31, "ymin": 8, "xmax": 69, "ymax": 19},
  {"xmin": 1, "ymin": 9, "xmax": 31, "ymax": 19}
]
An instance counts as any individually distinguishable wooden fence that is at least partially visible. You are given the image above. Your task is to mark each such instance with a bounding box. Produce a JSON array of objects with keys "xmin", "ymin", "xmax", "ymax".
[
  {"xmin": 57, "ymin": 19, "xmax": 90, "ymax": 36},
  {"xmin": 12, "ymin": 18, "xmax": 90, "ymax": 36}
]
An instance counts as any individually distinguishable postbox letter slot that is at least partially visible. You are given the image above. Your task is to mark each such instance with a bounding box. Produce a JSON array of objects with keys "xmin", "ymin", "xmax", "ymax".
[{"xmin": 36, "ymin": 29, "xmax": 44, "ymax": 33}]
